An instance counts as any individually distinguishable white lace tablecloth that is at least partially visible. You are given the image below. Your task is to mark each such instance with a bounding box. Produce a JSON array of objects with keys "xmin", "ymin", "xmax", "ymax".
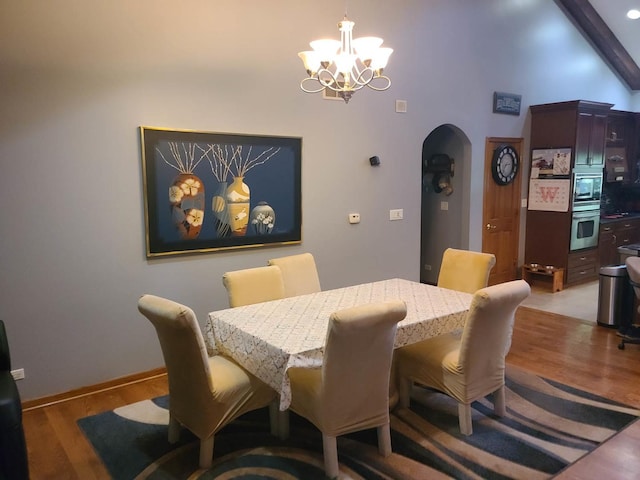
[{"xmin": 204, "ymin": 278, "xmax": 472, "ymax": 410}]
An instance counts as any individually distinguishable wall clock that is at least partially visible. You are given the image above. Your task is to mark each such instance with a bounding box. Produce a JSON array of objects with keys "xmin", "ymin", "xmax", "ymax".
[{"xmin": 492, "ymin": 145, "xmax": 519, "ymax": 185}]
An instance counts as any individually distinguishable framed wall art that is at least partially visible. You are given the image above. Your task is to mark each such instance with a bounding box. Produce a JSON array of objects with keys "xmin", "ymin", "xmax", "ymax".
[{"xmin": 140, "ymin": 127, "xmax": 302, "ymax": 258}]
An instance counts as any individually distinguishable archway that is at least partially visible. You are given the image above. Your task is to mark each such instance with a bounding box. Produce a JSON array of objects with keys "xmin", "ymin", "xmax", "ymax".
[{"xmin": 420, "ymin": 124, "xmax": 472, "ymax": 284}]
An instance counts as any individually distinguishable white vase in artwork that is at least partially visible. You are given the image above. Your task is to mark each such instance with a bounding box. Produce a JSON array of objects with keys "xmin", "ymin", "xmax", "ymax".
[{"xmin": 250, "ymin": 201, "xmax": 276, "ymax": 235}]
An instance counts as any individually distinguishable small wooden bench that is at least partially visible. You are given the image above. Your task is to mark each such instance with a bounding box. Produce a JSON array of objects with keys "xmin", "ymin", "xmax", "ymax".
[{"xmin": 521, "ymin": 265, "xmax": 564, "ymax": 292}]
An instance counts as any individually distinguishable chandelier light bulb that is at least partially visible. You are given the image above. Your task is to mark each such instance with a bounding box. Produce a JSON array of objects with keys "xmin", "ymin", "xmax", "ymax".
[{"xmin": 298, "ymin": 15, "xmax": 393, "ymax": 103}]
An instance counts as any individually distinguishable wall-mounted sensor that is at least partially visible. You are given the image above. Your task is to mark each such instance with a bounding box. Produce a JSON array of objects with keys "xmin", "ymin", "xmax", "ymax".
[{"xmin": 369, "ymin": 156, "xmax": 380, "ymax": 166}]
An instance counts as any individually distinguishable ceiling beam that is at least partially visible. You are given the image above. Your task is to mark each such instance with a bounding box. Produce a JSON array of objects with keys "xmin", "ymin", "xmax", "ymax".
[{"xmin": 556, "ymin": 0, "xmax": 640, "ymax": 90}]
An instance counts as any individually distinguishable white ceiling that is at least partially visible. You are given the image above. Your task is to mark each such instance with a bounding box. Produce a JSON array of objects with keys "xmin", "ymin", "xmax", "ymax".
[{"xmin": 590, "ymin": 0, "xmax": 640, "ymax": 71}]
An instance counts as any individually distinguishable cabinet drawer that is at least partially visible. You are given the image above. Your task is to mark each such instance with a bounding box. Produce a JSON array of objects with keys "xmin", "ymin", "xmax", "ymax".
[
  {"xmin": 567, "ymin": 264, "xmax": 597, "ymax": 284},
  {"xmin": 568, "ymin": 250, "xmax": 598, "ymax": 268}
]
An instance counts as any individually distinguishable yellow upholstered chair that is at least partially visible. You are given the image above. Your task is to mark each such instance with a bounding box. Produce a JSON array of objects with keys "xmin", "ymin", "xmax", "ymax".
[
  {"xmin": 283, "ymin": 300, "xmax": 407, "ymax": 479},
  {"xmin": 395, "ymin": 280, "xmax": 530, "ymax": 435},
  {"xmin": 267, "ymin": 252, "xmax": 321, "ymax": 297},
  {"xmin": 437, "ymin": 247, "xmax": 496, "ymax": 293},
  {"xmin": 137, "ymin": 294, "xmax": 278, "ymax": 468},
  {"xmin": 222, "ymin": 265, "xmax": 285, "ymax": 307}
]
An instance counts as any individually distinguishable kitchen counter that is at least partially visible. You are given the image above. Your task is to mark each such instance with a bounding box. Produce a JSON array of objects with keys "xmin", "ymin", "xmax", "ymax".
[{"xmin": 600, "ymin": 212, "xmax": 640, "ymax": 224}]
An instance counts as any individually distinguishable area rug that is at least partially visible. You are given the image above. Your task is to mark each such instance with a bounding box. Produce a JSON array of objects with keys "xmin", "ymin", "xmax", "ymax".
[{"xmin": 78, "ymin": 365, "xmax": 640, "ymax": 479}]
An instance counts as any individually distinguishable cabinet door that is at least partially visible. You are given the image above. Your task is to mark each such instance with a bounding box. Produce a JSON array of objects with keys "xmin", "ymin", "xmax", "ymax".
[
  {"xmin": 598, "ymin": 226, "xmax": 617, "ymax": 266},
  {"xmin": 616, "ymin": 221, "xmax": 637, "ymax": 247},
  {"xmin": 576, "ymin": 112, "xmax": 607, "ymax": 167}
]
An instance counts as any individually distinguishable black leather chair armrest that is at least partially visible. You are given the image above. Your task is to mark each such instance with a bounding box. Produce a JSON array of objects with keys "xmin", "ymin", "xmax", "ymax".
[{"xmin": 0, "ymin": 321, "xmax": 29, "ymax": 480}]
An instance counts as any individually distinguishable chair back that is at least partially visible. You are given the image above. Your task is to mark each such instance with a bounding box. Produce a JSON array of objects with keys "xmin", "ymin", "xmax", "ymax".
[
  {"xmin": 267, "ymin": 253, "xmax": 321, "ymax": 297},
  {"xmin": 458, "ymin": 280, "xmax": 530, "ymax": 391},
  {"xmin": 437, "ymin": 248, "xmax": 496, "ymax": 294},
  {"xmin": 222, "ymin": 265, "xmax": 285, "ymax": 307},
  {"xmin": 320, "ymin": 300, "xmax": 407, "ymax": 435},
  {"xmin": 137, "ymin": 295, "xmax": 214, "ymax": 423},
  {"xmin": 626, "ymin": 257, "xmax": 640, "ymax": 299}
]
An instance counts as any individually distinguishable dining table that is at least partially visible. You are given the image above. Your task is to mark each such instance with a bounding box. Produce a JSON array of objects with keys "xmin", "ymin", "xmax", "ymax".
[{"xmin": 204, "ymin": 277, "xmax": 473, "ymax": 410}]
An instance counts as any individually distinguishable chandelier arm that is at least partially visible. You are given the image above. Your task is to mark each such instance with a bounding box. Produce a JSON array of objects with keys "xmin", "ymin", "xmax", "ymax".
[
  {"xmin": 351, "ymin": 67, "xmax": 376, "ymax": 87},
  {"xmin": 300, "ymin": 77, "xmax": 328, "ymax": 94},
  {"xmin": 364, "ymin": 76, "xmax": 392, "ymax": 91}
]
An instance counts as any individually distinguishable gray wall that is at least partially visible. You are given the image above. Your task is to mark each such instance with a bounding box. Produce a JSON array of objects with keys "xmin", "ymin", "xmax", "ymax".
[{"xmin": 0, "ymin": 0, "xmax": 634, "ymax": 401}]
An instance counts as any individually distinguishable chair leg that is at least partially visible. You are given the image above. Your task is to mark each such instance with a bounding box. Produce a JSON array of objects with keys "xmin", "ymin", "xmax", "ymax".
[
  {"xmin": 398, "ymin": 377, "xmax": 412, "ymax": 409},
  {"xmin": 377, "ymin": 423, "xmax": 392, "ymax": 457},
  {"xmin": 322, "ymin": 434, "xmax": 339, "ymax": 479},
  {"xmin": 277, "ymin": 407, "xmax": 290, "ymax": 440},
  {"xmin": 458, "ymin": 403, "xmax": 473, "ymax": 436},
  {"xmin": 199, "ymin": 436, "xmax": 214, "ymax": 469},
  {"xmin": 494, "ymin": 385, "xmax": 506, "ymax": 417},
  {"xmin": 168, "ymin": 412, "xmax": 181, "ymax": 444},
  {"xmin": 268, "ymin": 401, "xmax": 279, "ymax": 437}
]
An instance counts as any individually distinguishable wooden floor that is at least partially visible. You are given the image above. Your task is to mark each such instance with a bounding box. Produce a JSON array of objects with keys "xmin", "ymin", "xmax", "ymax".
[{"xmin": 21, "ymin": 306, "xmax": 640, "ymax": 479}]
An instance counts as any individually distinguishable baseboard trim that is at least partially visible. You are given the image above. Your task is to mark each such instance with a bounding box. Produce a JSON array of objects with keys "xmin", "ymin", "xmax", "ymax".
[{"xmin": 22, "ymin": 367, "xmax": 167, "ymax": 412}]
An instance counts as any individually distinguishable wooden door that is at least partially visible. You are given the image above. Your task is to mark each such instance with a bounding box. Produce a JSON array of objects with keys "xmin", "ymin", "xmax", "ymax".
[{"xmin": 482, "ymin": 137, "xmax": 523, "ymax": 285}]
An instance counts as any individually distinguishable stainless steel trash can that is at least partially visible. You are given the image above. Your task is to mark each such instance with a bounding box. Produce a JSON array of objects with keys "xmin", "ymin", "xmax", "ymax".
[{"xmin": 597, "ymin": 265, "xmax": 633, "ymax": 327}]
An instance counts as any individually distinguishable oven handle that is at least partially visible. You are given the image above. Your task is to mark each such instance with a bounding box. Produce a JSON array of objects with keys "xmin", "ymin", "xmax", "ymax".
[{"xmin": 572, "ymin": 210, "xmax": 600, "ymax": 219}]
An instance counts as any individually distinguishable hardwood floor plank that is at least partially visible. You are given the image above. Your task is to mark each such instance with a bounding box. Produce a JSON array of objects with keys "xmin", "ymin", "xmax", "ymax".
[{"xmin": 23, "ymin": 408, "xmax": 76, "ymax": 479}]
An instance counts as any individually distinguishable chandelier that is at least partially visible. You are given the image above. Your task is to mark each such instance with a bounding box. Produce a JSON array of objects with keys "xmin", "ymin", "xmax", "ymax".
[{"xmin": 298, "ymin": 16, "xmax": 393, "ymax": 103}]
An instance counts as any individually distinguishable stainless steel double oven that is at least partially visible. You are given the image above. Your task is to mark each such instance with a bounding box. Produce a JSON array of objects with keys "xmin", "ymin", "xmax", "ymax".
[{"xmin": 570, "ymin": 171, "xmax": 602, "ymax": 251}]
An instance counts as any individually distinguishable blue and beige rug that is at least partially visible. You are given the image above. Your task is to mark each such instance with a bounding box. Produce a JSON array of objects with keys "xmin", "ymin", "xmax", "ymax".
[{"xmin": 78, "ymin": 366, "xmax": 640, "ymax": 479}]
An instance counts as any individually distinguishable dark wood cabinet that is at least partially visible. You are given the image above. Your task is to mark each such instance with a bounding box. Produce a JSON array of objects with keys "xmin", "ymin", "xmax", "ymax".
[
  {"xmin": 576, "ymin": 111, "xmax": 607, "ymax": 167},
  {"xmin": 567, "ymin": 249, "xmax": 599, "ymax": 284},
  {"xmin": 598, "ymin": 218, "xmax": 640, "ymax": 266},
  {"xmin": 605, "ymin": 110, "xmax": 635, "ymax": 183},
  {"xmin": 530, "ymin": 100, "xmax": 613, "ymax": 170},
  {"xmin": 526, "ymin": 100, "xmax": 613, "ymax": 286}
]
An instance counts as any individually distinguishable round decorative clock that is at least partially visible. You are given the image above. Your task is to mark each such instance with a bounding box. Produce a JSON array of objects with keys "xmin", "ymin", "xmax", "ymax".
[{"xmin": 492, "ymin": 145, "xmax": 519, "ymax": 185}]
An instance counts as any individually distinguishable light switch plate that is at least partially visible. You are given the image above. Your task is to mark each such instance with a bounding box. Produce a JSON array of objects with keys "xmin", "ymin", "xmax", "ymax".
[
  {"xmin": 395, "ymin": 100, "xmax": 407, "ymax": 113},
  {"xmin": 389, "ymin": 209, "xmax": 403, "ymax": 220}
]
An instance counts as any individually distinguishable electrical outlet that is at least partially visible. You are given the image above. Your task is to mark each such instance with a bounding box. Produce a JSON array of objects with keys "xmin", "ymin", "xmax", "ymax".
[
  {"xmin": 11, "ymin": 368, "xmax": 25, "ymax": 381},
  {"xmin": 348, "ymin": 213, "xmax": 360, "ymax": 224},
  {"xmin": 389, "ymin": 209, "xmax": 403, "ymax": 220},
  {"xmin": 440, "ymin": 201, "xmax": 449, "ymax": 211}
]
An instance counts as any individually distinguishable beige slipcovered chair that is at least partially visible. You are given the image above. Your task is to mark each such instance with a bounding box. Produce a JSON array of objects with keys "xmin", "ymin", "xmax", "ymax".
[
  {"xmin": 222, "ymin": 265, "xmax": 285, "ymax": 307},
  {"xmin": 395, "ymin": 279, "xmax": 530, "ymax": 435},
  {"xmin": 283, "ymin": 300, "xmax": 407, "ymax": 479},
  {"xmin": 437, "ymin": 247, "xmax": 496, "ymax": 294},
  {"xmin": 267, "ymin": 252, "xmax": 321, "ymax": 297},
  {"xmin": 137, "ymin": 294, "xmax": 278, "ymax": 468}
]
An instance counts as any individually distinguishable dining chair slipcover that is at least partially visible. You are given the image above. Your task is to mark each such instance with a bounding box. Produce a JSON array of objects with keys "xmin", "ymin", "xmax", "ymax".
[
  {"xmin": 267, "ymin": 252, "xmax": 321, "ymax": 297},
  {"xmin": 222, "ymin": 265, "xmax": 285, "ymax": 307},
  {"xmin": 137, "ymin": 294, "xmax": 277, "ymax": 468},
  {"xmin": 396, "ymin": 279, "xmax": 530, "ymax": 435},
  {"xmin": 437, "ymin": 247, "xmax": 496, "ymax": 294},
  {"xmin": 285, "ymin": 299, "xmax": 407, "ymax": 479}
]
